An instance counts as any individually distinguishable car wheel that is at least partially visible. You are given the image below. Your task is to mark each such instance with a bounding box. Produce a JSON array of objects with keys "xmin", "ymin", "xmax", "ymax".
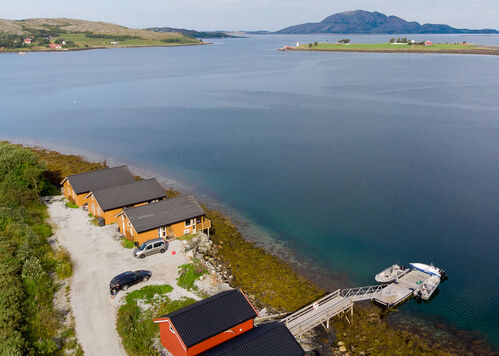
[
  {"xmin": 139, "ymin": 254, "xmax": 145, "ymax": 259},
  {"xmin": 143, "ymin": 276, "xmax": 149, "ymax": 282},
  {"xmin": 160, "ymin": 248, "xmax": 166, "ymax": 253},
  {"xmin": 122, "ymin": 284, "xmax": 128, "ymax": 291}
]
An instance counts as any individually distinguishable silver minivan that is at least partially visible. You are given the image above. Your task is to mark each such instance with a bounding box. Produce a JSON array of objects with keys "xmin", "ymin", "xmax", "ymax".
[{"xmin": 133, "ymin": 238, "xmax": 168, "ymax": 259}]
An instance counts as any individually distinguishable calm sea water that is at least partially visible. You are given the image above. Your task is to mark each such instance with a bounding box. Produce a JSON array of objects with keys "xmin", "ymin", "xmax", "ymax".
[{"xmin": 1, "ymin": 34, "xmax": 498, "ymax": 345}]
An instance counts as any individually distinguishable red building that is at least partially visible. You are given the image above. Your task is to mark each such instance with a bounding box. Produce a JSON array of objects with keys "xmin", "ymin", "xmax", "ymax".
[
  {"xmin": 153, "ymin": 289, "xmax": 258, "ymax": 356},
  {"xmin": 23, "ymin": 38, "xmax": 32, "ymax": 44},
  {"xmin": 424, "ymin": 41, "xmax": 433, "ymax": 46}
]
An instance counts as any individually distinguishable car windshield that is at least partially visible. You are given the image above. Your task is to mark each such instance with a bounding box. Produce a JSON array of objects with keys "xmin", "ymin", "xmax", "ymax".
[{"xmin": 138, "ymin": 243, "xmax": 147, "ymax": 250}]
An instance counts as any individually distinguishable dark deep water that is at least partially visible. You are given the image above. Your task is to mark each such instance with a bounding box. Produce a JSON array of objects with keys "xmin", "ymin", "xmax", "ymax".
[{"xmin": 1, "ymin": 34, "xmax": 498, "ymax": 346}]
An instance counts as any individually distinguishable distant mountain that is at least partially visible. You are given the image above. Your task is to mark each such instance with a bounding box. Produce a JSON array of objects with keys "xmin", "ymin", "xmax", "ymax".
[
  {"xmin": 146, "ymin": 27, "xmax": 238, "ymax": 39},
  {"xmin": 276, "ymin": 10, "xmax": 498, "ymax": 34}
]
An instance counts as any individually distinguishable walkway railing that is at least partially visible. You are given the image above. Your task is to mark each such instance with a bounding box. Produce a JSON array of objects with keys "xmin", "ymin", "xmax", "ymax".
[
  {"xmin": 340, "ymin": 284, "xmax": 387, "ymax": 301},
  {"xmin": 282, "ymin": 284, "xmax": 389, "ymax": 336}
]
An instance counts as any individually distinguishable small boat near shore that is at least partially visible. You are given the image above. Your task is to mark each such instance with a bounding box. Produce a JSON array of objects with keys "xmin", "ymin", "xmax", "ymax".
[
  {"xmin": 18, "ymin": 51, "xmax": 26, "ymax": 55},
  {"xmin": 375, "ymin": 264, "xmax": 410, "ymax": 284},
  {"xmin": 413, "ymin": 275, "xmax": 441, "ymax": 301},
  {"xmin": 410, "ymin": 262, "xmax": 448, "ymax": 281}
]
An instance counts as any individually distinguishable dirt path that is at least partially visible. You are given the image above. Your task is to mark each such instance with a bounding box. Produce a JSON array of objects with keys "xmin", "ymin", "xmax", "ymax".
[{"xmin": 47, "ymin": 197, "xmax": 189, "ymax": 356}]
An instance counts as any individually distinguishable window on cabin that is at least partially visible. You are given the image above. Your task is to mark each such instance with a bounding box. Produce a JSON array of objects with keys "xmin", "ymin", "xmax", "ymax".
[
  {"xmin": 196, "ymin": 217, "xmax": 201, "ymax": 224},
  {"xmin": 158, "ymin": 226, "xmax": 166, "ymax": 238},
  {"xmin": 185, "ymin": 219, "xmax": 192, "ymax": 227}
]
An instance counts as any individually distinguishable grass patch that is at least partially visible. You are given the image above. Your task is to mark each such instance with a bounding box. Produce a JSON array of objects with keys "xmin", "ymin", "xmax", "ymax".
[
  {"xmin": 297, "ymin": 42, "xmax": 498, "ymax": 55},
  {"xmin": 116, "ymin": 284, "xmax": 196, "ymax": 356},
  {"xmin": 65, "ymin": 201, "xmax": 79, "ymax": 209},
  {"xmin": 176, "ymin": 233, "xmax": 197, "ymax": 241},
  {"xmin": 177, "ymin": 261, "xmax": 207, "ymax": 290},
  {"xmin": 125, "ymin": 284, "xmax": 173, "ymax": 304},
  {"xmin": 121, "ymin": 239, "xmax": 135, "ymax": 249}
]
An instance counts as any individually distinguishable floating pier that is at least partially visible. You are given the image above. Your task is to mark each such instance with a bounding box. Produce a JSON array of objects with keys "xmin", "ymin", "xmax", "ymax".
[
  {"xmin": 374, "ymin": 269, "xmax": 429, "ymax": 306},
  {"xmin": 282, "ymin": 268, "xmax": 439, "ymax": 337}
]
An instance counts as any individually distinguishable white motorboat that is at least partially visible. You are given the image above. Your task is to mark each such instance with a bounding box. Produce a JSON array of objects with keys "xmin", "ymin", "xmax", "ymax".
[
  {"xmin": 409, "ymin": 262, "xmax": 448, "ymax": 281},
  {"xmin": 413, "ymin": 275, "xmax": 441, "ymax": 300},
  {"xmin": 375, "ymin": 264, "xmax": 409, "ymax": 284}
]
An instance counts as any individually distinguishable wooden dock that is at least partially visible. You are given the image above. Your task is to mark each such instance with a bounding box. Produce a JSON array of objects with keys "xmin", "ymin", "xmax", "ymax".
[
  {"xmin": 282, "ymin": 269, "xmax": 433, "ymax": 337},
  {"xmin": 374, "ymin": 269, "xmax": 429, "ymax": 306}
]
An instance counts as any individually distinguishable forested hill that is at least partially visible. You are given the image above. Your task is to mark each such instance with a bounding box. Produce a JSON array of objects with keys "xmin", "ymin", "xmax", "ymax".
[
  {"xmin": 276, "ymin": 10, "xmax": 499, "ymax": 34},
  {"xmin": 0, "ymin": 18, "xmax": 200, "ymax": 50},
  {"xmin": 146, "ymin": 27, "xmax": 238, "ymax": 38}
]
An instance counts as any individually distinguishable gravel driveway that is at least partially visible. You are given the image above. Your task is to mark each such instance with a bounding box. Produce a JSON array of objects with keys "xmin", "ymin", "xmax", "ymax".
[{"xmin": 47, "ymin": 197, "xmax": 189, "ymax": 356}]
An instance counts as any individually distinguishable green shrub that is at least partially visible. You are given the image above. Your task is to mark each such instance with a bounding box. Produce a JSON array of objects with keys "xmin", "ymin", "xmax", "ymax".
[
  {"xmin": 177, "ymin": 261, "xmax": 207, "ymax": 290},
  {"xmin": 116, "ymin": 300, "xmax": 159, "ymax": 356},
  {"xmin": 65, "ymin": 201, "xmax": 79, "ymax": 209},
  {"xmin": 32, "ymin": 223, "xmax": 52, "ymax": 238},
  {"xmin": 121, "ymin": 239, "xmax": 135, "ymax": 249},
  {"xmin": 157, "ymin": 297, "xmax": 196, "ymax": 315},
  {"xmin": 54, "ymin": 249, "xmax": 73, "ymax": 279}
]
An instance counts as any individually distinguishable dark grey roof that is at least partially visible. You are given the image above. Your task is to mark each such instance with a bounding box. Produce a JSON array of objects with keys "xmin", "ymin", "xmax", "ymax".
[
  {"xmin": 124, "ymin": 195, "xmax": 206, "ymax": 233},
  {"xmin": 65, "ymin": 166, "xmax": 135, "ymax": 194},
  {"xmin": 91, "ymin": 178, "xmax": 166, "ymax": 211},
  {"xmin": 162, "ymin": 289, "xmax": 257, "ymax": 348},
  {"xmin": 200, "ymin": 322, "xmax": 305, "ymax": 356}
]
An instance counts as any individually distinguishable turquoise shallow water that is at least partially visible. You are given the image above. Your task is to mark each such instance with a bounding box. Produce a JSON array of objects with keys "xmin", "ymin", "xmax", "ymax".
[{"xmin": 1, "ymin": 34, "xmax": 498, "ymax": 345}]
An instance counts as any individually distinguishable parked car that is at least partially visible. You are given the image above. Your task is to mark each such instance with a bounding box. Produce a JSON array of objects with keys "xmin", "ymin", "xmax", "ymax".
[
  {"xmin": 110, "ymin": 270, "xmax": 151, "ymax": 295},
  {"xmin": 133, "ymin": 238, "xmax": 168, "ymax": 259}
]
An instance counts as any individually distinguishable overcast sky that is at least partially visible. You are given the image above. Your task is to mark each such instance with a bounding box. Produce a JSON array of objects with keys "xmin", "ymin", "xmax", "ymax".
[{"xmin": 2, "ymin": 0, "xmax": 498, "ymax": 31}]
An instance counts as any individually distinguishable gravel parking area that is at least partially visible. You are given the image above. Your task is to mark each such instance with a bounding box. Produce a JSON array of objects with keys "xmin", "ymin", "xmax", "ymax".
[{"xmin": 47, "ymin": 196, "xmax": 190, "ymax": 356}]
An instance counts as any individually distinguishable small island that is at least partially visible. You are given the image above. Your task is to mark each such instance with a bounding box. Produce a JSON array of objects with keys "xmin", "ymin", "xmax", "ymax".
[
  {"xmin": 0, "ymin": 18, "xmax": 202, "ymax": 53},
  {"xmin": 289, "ymin": 38, "xmax": 499, "ymax": 55}
]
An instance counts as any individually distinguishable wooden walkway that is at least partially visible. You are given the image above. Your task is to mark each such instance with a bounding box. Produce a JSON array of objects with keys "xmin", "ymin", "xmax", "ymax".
[{"xmin": 282, "ymin": 269, "xmax": 432, "ymax": 337}]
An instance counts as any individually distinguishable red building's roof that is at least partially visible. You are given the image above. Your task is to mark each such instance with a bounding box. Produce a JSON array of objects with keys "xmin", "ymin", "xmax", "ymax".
[{"xmin": 155, "ymin": 289, "xmax": 258, "ymax": 348}]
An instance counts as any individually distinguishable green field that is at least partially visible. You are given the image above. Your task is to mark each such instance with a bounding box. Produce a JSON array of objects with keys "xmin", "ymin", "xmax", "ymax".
[
  {"xmin": 297, "ymin": 42, "xmax": 497, "ymax": 54},
  {"xmin": 316, "ymin": 43, "xmax": 473, "ymax": 50},
  {"xmin": 54, "ymin": 33, "xmax": 196, "ymax": 48}
]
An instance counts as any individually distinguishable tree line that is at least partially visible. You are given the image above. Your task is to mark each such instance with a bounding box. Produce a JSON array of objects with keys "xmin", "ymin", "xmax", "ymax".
[{"xmin": 0, "ymin": 142, "xmax": 71, "ymax": 355}]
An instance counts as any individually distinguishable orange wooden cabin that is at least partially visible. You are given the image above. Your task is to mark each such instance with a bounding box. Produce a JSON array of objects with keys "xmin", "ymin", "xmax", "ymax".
[
  {"xmin": 61, "ymin": 166, "xmax": 135, "ymax": 206},
  {"xmin": 118, "ymin": 195, "xmax": 211, "ymax": 245},
  {"xmin": 84, "ymin": 178, "xmax": 166, "ymax": 225},
  {"xmin": 153, "ymin": 289, "xmax": 258, "ymax": 356}
]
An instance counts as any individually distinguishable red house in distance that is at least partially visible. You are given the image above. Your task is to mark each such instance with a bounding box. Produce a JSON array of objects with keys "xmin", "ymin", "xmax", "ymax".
[{"xmin": 153, "ymin": 289, "xmax": 258, "ymax": 356}]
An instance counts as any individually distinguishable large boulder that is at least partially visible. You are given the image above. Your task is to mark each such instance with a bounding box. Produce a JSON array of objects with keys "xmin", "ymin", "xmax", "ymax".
[{"xmin": 184, "ymin": 236, "xmax": 199, "ymax": 251}]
